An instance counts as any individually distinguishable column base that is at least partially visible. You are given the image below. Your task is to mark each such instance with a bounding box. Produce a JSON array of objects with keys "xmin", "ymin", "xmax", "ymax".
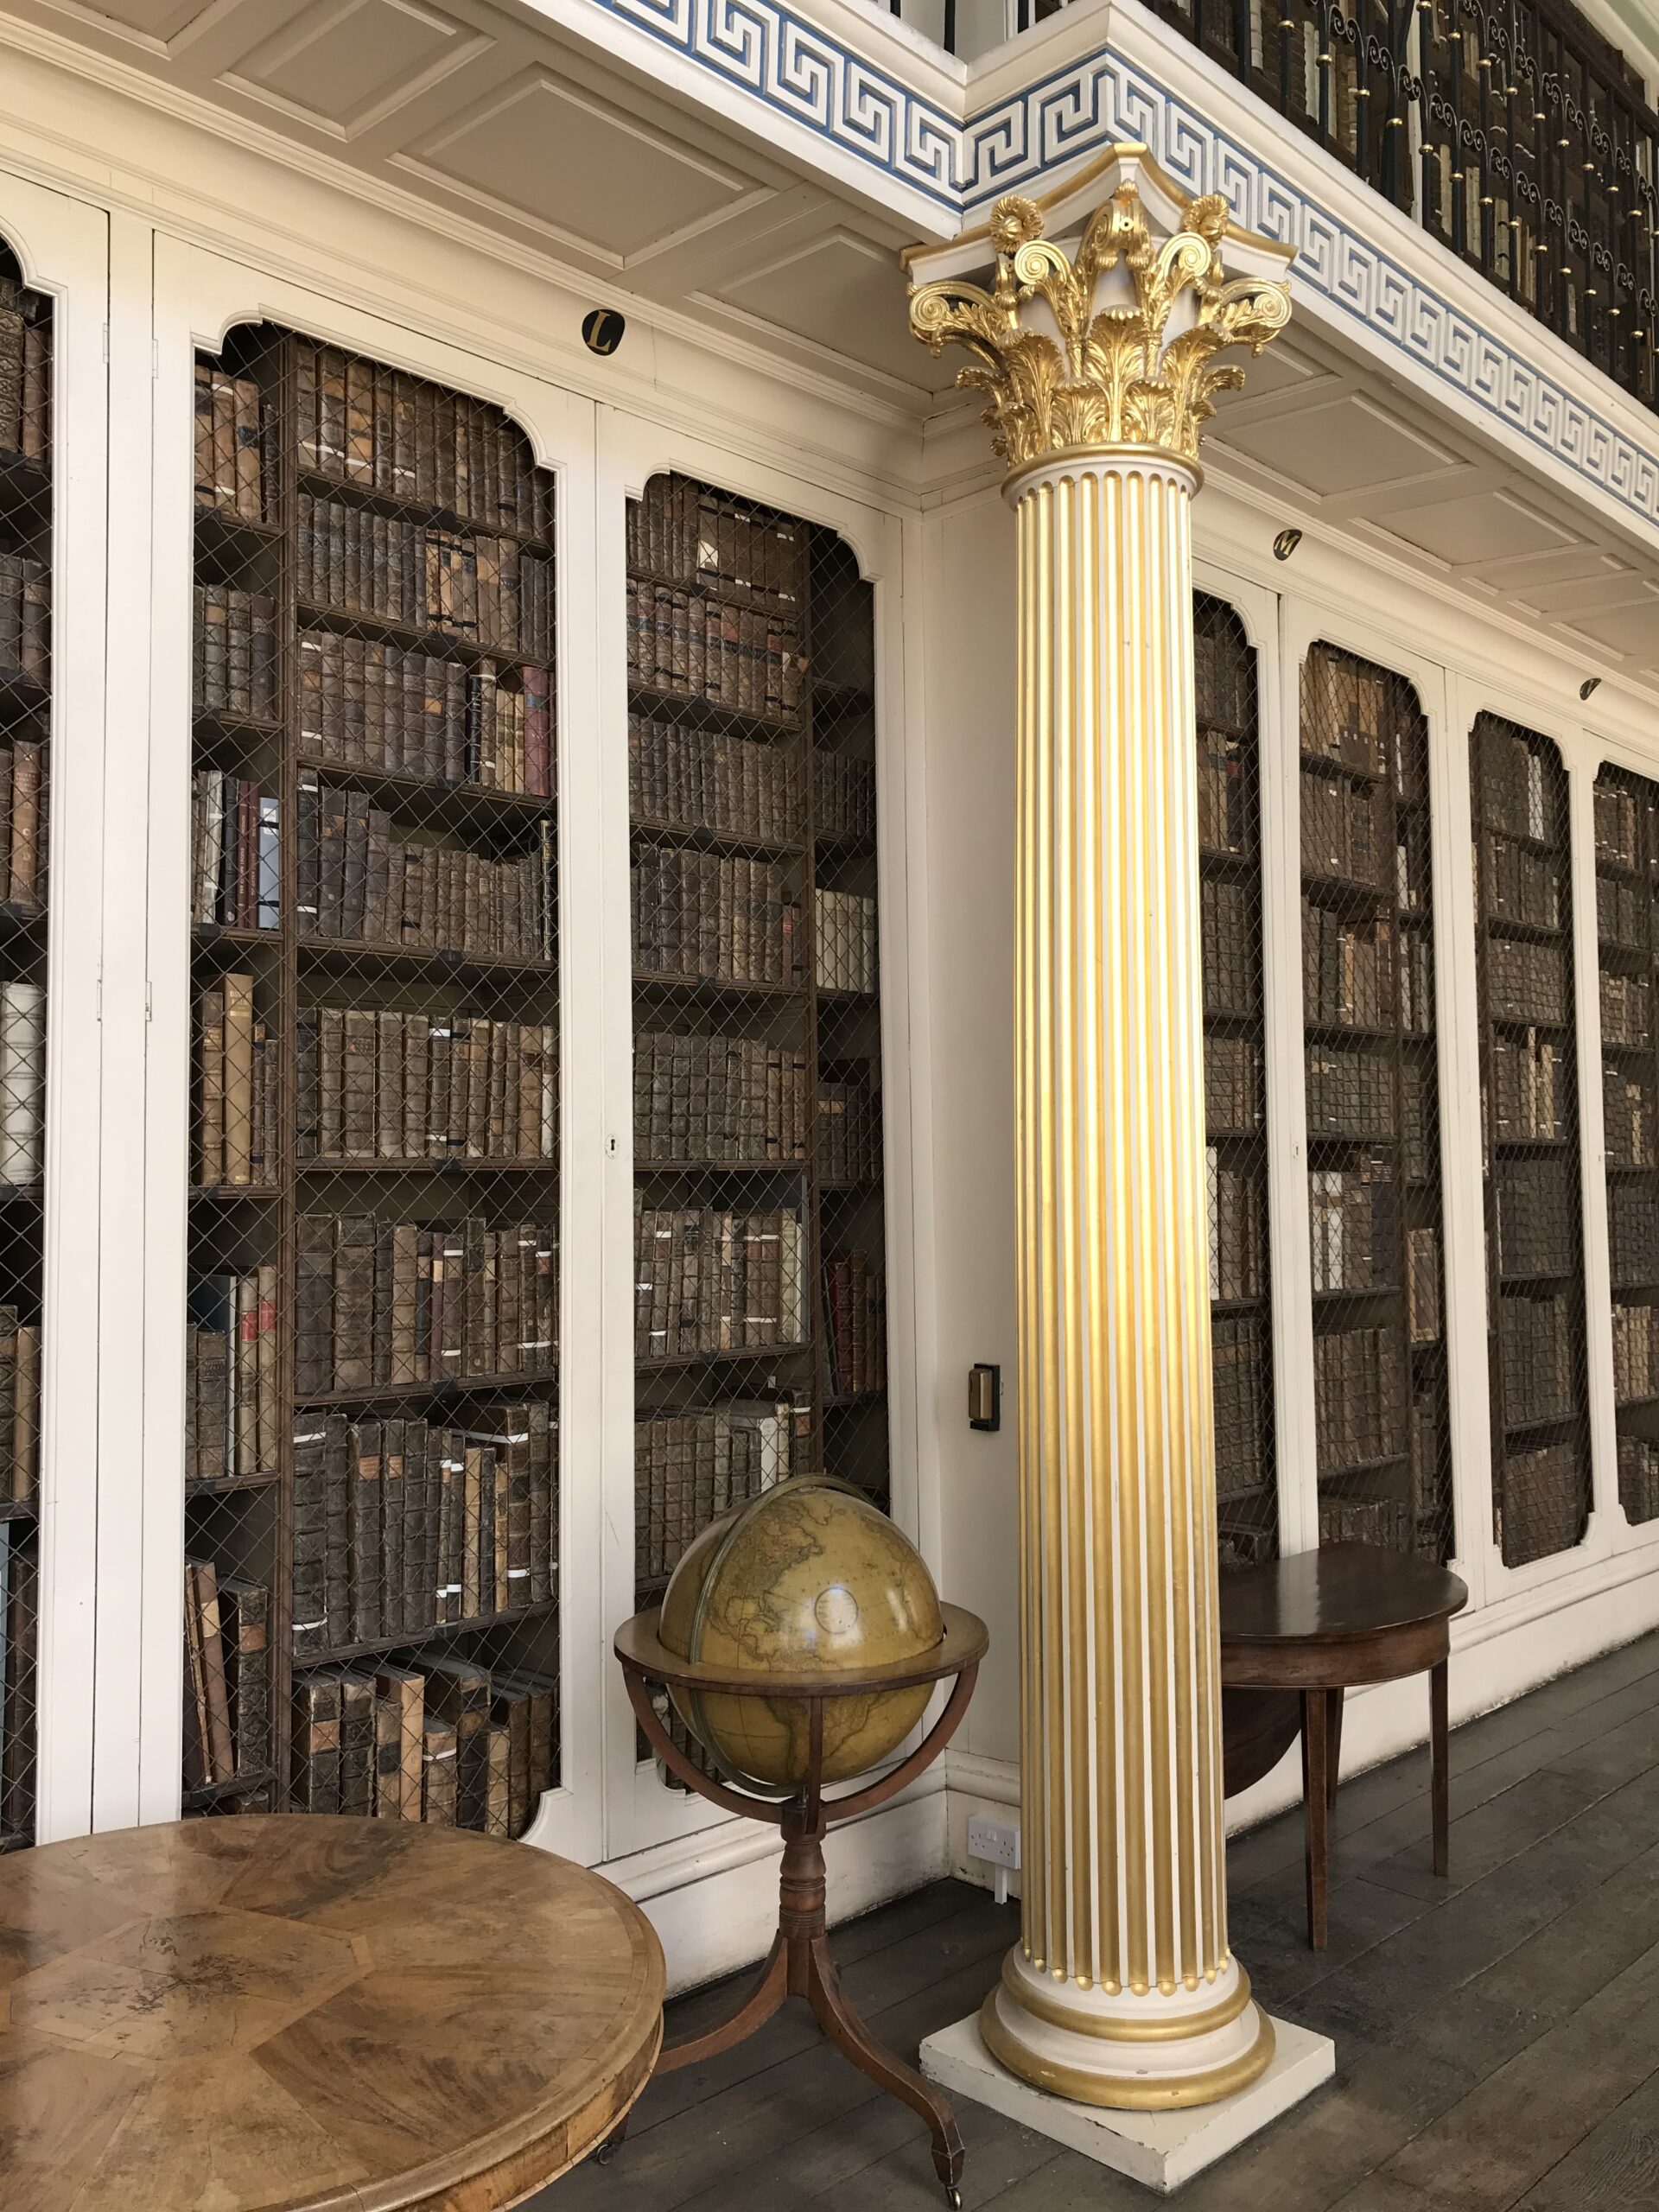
[{"xmin": 919, "ymin": 2012, "xmax": 1334, "ymax": 2196}]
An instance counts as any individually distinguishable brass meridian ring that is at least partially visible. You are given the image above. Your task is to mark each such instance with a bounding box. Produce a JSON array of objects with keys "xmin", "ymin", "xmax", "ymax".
[{"xmin": 1000, "ymin": 1950, "xmax": 1255, "ymax": 2043}]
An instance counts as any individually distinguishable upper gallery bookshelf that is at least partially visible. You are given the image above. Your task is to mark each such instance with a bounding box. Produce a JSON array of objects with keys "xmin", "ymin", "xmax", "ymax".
[
  {"xmin": 1594, "ymin": 764, "xmax": 1659, "ymax": 1528},
  {"xmin": 188, "ymin": 329, "xmax": 561, "ymax": 1836},
  {"xmin": 1471, "ymin": 715, "xmax": 1590, "ymax": 1567},
  {"xmin": 0, "ymin": 242, "xmax": 49, "ymax": 1853},
  {"xmin": 627, "ymin": 474, "xmax": 887, "ymax": 1621},
  {"xmin": 1300, "ymin": 643, "xmax": 1453, "ymax": 1560},
  {"xmin": 1196, "ymin": 593, "xmax": 1277, "ymax": 1567}
]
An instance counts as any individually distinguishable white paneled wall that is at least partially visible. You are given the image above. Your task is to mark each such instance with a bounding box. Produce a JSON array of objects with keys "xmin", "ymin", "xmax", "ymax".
[{"xmin": 0, "ymin": 46, "xmax": 1656, "ymax": 1987}]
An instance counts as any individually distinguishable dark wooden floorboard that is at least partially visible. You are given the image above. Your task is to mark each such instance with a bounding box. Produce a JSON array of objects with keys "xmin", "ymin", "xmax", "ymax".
[{"xmin": 543, "ymin": 1627, "xmax": 1659, "ymax": 2211}]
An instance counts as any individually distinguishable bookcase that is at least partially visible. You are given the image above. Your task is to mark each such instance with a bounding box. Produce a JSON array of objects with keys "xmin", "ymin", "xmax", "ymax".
[
  {"xmin": 1196, "ymin": 594, "xmax": 1276, "ymax": 1566},
  {"xmin": 1299, "ymin": 643, "xmax": 1452, "ymax": 1560},
  {"xmin": 0, "ymin": 244, "xmax": 49, "ymax": 1852},
  {"xmin": 1593, "ymin": 764, "xmax": 1659, "ymax": 1528},
  {"xmin": 186, "ymin": 326, "xmax": 562, "ymax": 1836},
  {"xmin": 626, "ymin": 474, "xmax": 887, "ymax": 1628},
  {"xmin": 1471, "ymin": 715, "xmax": 1590, "ymax": 1567}
]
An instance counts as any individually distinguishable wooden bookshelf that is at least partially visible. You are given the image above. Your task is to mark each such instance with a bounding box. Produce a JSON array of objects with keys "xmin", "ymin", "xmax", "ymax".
[
  {"xmin": 1195, "ymin": 594, "xmax": 1277, "ymax": 1567},
  {"xmin": 1593, "ymin": 763, "xmax": 1659, "ymax": 1528},
  {"xmin": 0, "ymin": 245, "xmax": 49, "ymax": 1851},
  {"xmin": 1300, "ymin": 643, "xmax": 1452, "ymax": 1560},
  {"xmin": 186, "ymin": 328, "xmax": 561, "ymax": 1837},
  {"xmin": 627, "ymin": 476, "xmax": 887, "ymax": 1616},
  {"xmin": 1471, "ymin": 715, "xmax": 1590, "ymax": 1567}
]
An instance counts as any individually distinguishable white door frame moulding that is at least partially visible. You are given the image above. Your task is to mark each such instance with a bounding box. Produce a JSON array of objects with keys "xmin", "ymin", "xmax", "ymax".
[
  {"xmin": 92, "ymin": 207, "xmax": 157, "ymax": 1834},
  {"xmin": 1277, "ymin": 596, "xmax": 1485, "ymax": 1592},
  {"xmin": 593, "ymin": 403, "xmax": 925, "ymax": 1867},
  {"xmin": 1191, "ymin": 557, "xmax": 1318, "ymax": 1563},
  {"xmin": 139, "ymin": 236, "xmax": 604, "ymax": 1860},
  {"xmin": 1592, "ymin": 710, "xmax": 1659, "ymax": 1531},
  {"xmin": 0, "ymin": 171, "xmax": 109, "ymax": 1847},
  {"xmin": 1451, "ymin": 664, "xmax": 1659, "ymax": 1601}
]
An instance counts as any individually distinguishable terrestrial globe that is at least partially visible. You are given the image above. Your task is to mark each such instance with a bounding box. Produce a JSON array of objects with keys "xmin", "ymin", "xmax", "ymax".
[{"xmin": 658, "ymin": 1473, "xmax": 944, "ymax": 1789}]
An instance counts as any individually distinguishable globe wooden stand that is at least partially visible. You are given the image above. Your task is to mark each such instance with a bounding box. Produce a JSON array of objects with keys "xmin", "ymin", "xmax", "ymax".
[{"xmin": 612, "ymin": 1603, "xmax": 989, "ymax": 2208}]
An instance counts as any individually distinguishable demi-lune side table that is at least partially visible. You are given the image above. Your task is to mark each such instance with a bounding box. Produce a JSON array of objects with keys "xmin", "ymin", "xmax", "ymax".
[
  {"xmin": 1220, "ymin": 1541, "xmax": 1468, "ymax": 1948},
  {"xmin": 0, "ymin": 1813, "xmax": 664, "ymax": 2209}
]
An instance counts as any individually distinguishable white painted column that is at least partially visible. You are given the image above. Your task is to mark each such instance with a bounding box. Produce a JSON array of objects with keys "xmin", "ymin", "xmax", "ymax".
[{"xmin": 906, "ymin": 149, "xmax": 1334, "ymax": 2167}]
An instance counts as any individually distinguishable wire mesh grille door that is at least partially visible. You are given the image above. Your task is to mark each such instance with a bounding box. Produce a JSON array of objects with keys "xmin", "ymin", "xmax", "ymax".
[
  {"xmin": 1593, "ymin": 765, "xmax": 1659, "ymax": 1528},
  {"xmin": 1195, "ymin": 594, "xmax": 1276, "ymax": 1567},
  {"xmin": 0, "ymin": 244, "xmax": 49, "ymax": 1853},
  {"xmin": 1471, "ymin": 717, "xmax": 1589, "ymax": 1567},
  {"xmin": 627, "ymin": 474, "xmax": 887, "ymax": 1770},
  {"xmin": 1300, "ymin": 644, "xmax": 1453, "ymax": 1560},
  {"xmin": 188, "ymin": 328, "xmax": 561, "ymax": 1834}
]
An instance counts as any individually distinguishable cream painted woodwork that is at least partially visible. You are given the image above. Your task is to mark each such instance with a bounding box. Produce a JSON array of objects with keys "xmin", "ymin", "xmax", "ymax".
[
  {"xmin": 0, "ymin": 0, "xmax": 1648, "ymax": 731},
  {"xmin": 0, "ymin": 6, "xmax": 1655, "ymax": 1994},
  {"xmin": 131, "ymin": 235, "xmax": 607, "ymax": 1858},
  {"xmin": 594, "ymin": 404, "xmax": 915, "ymax": 1866},
  {"xmin": 0, "ymin": 172, "xmax": 109, "ymax": 1849}
]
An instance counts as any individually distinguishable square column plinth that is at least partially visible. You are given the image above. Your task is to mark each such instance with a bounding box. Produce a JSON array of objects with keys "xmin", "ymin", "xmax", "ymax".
[{"xmin": 919, "ymin": 2012, "xmax": 1335, "ymax": 2195}]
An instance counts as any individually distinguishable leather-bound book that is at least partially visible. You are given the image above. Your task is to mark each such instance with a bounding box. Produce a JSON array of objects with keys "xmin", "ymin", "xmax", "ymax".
[
  {"xmin": 424, "ymin": 1657, "xmax": 491, "ymax": 1830},
  {"xmin": 350, "ymin": 1417, "xmax": 383, "ymax": 1647},
  {"xmin": 373, "ymin": 1662, "xmax": 424, "ymax": 1819},
  {"xmin": 421, "ymin": 1719, "xmax": 457, "ymax": 1826},
  {"xmin": 220, "ymin": 1576, "xmax": 269, "ymax": 1778},
  {"xmin": 338, "ymin": 1673, "xmax": 375, "ymax": 1815}
]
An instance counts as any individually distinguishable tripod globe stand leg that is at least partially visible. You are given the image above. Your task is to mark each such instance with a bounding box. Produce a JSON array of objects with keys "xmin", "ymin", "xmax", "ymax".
[
  {"xmin": 654, "ymin": 1934, "xmax": 789, "ymax": 2075},
  {"xmin": 805, "ymin": 1935, "xmax": 966, "ymax": 2201}
]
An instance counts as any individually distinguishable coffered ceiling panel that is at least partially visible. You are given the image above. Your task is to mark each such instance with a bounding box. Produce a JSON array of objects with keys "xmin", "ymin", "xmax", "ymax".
[
  {"xmin": 52, "ymin": 0, "xmax": 211, "ymax": 37},
  {"xmin": 395, "ymin": 71, "xmax": 761, "ymax": 261},
  {"xmin": 1375, "ymin": 488, "xmax": 1574, "ymax": 567},
  {"xmin": 1217, "ymin": 392, "xmax": 1458, "ymax": 497},
  {"xmin": 1461, "ymin": 545, "xmax": 1623, "ymax": 590},
  {"xmin": 226, "ymin": 0, "xmax": 486, "ymax": 137},
  {"xmin": 1211, "ymin": 338, "xmax": 1332, "ymax": 406},
  {"xmin": 709, "ymin": 231, "xmax": 953, "ymax": 391},
  {"xmin": 8, "ymin": 0, "xmax": 1658, "ymax": 701},
  {"xmin": 1513, "ymin": 565, "xmax": 1644, "ymax": 617},
  {"xmin": 1563, "ymin": 594, "xmax": 1659, "ymax": 662}
]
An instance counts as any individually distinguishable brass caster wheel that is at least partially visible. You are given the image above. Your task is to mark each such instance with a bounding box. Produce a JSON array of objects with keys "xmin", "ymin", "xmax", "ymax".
[
  {"xmin": 594, "ymin": 2131, "xmax": 625, "ymax": 2168},
  {"xmin": 945, "ymin": 2190, "xmax": 963, "ymax": 2209}
]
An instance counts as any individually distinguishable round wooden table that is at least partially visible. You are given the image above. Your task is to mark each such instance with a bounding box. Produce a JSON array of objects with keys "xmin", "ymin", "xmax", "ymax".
[
  {"xmin": 0, "ymin": 1815, "xmax": 664, "ymax": 2210},
  {"xmin": 614, "ymin": 1601, "xmax": 988, "ymax": 2209},
  {"xmin": 1220, "ymin": 1541, "xmax": 1468, "ymax": 1950}
]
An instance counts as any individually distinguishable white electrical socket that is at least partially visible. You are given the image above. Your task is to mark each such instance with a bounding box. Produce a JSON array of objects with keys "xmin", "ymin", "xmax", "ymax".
[
  {"xmin": 967, "ymin": 1815, "xmax": 1020, "ymax": 1869},
  {"xmin": 967, "ymin": 1815, "xmax": 1020, "ymax": 1904}
]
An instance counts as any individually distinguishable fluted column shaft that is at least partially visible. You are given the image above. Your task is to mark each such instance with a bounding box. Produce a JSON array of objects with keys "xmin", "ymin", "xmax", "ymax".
[
  {"xmin": 978, "ymin": 448, "xmax": 1272, "ymax": 2107},
  {"xmin": 904, "ymin": 145, "xmax": 1293, "ymax": 2113}
]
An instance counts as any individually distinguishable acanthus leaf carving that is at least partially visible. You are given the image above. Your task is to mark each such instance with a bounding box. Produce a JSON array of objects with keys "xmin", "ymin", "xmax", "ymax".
[{"xmin": 908, "ymin": 170, "xmax": 1292, "ymax": 474}]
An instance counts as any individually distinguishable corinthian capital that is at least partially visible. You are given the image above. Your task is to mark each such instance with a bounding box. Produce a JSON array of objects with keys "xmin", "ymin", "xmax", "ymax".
[{"xmin": 906, "ymin": 145, "xmax": 1294, "ymax": 478}]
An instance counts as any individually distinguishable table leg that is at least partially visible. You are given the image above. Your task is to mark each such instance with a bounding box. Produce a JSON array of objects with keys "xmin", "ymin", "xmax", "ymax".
[
  {"xmin": 1431, "ymin": 1658, "xmax": 1449, "ymax": 1879},
  {"xmin": 1325, "ymin": 1687, "xmax": 1344, "ymax": 1819},
  {"xmin": 1301, "ymin": 1688, "xmax": 1330, "ymax": 1951}
]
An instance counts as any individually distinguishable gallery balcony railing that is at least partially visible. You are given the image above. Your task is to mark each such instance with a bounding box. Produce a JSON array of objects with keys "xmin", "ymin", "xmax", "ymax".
[{"xmin": 965, "ymin": 0, "xmax": 1659, "ymax": 418}]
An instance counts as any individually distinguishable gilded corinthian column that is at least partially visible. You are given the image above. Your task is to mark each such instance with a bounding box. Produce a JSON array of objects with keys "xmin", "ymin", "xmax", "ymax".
[{"xmin": 906, "ymin": 150, "xmax": 1298, "ymax": 2120}]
